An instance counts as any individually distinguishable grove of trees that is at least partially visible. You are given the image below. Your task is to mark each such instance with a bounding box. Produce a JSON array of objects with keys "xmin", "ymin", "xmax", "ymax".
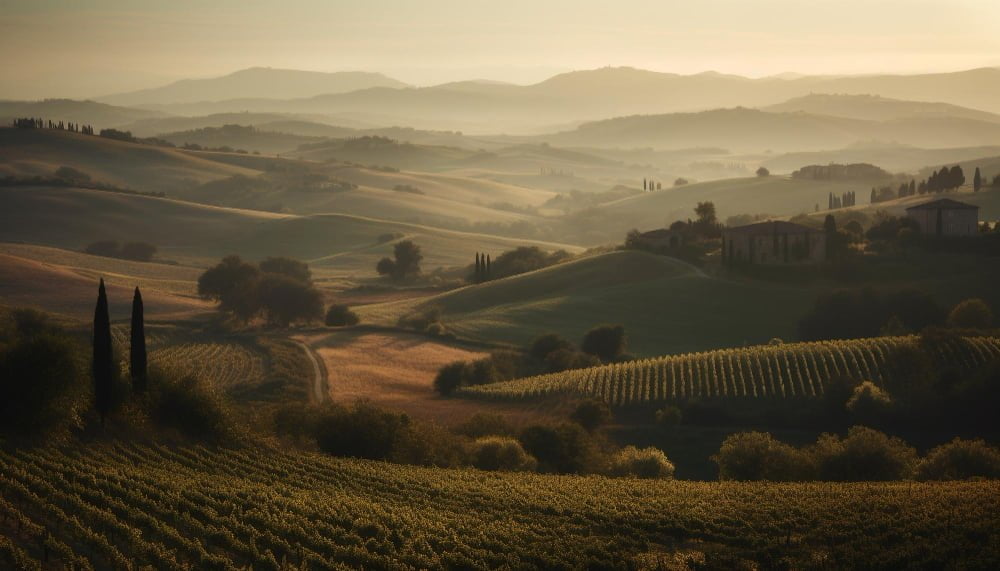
[{"xmin": 198, "ymin": 255, "xmax": 323, "ymax": 326}]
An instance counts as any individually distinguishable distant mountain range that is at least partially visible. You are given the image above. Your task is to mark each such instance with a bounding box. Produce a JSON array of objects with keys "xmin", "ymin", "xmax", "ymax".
[
  {"xmin": 76, "ymin": 66, "xmax": 1000, "ymax": 133},
  {"xmin": 97, "ymin": 67, "xmax": 409, "ymax": 106}
]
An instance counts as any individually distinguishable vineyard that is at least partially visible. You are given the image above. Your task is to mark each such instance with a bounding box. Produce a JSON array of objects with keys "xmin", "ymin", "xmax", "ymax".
[
  {"xmin": 1, "ymin": 442, "xmax": 998, "ymax": 569},
  {"xmin": 109, "ymin": 325, "xmax": 269, "ymax": 394},
  {"xmin": 462, "ymin": 335, "xmax": 1000, "ymax": 404}
]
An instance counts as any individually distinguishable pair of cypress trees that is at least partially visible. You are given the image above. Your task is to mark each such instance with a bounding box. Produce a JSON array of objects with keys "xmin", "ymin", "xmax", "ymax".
[{"xmin": 93, "ymin": 279, "xmax": 147, "ymax": 425}]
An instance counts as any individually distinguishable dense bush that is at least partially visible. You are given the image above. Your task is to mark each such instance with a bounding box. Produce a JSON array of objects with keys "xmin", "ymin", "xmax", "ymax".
[
  {"xmin": 149, "ymin": 371, "xmax": 234, "ymax": 442},
  {"xmin": 487, "ymin": 246, "xmax": 571, "ymax": 280},
  {"xmin": 314, "ymin": 401, "xmax": 411, "ymax": 460},
  {"xmin": 810, "ymin": 426, "xmax": 918, "ymax": 481},
  {"xmin": 609, "ymin": 446, "xmax": 675, "ymax": 479},
  {"xmin": 798, "ymin": 288, "xmax": 944, "ymax": 341},
  {"xmin": 0, "ymin": 312, "xmax": 87, "ymax": 435},
  {"xmin": 433, "ymin": 361, "xmax": 468, "ymax": 396},
  {"xmin": 581, "ymin": 324, "xmax": 628, "ymax": 363},
  {"xmin": 198, "ymin": 255, "xmax": 323, "ymax": 325},
  {"xmin": 569, "ymin": 399, "xmax": 612, "ymax": 432},
  {"xmin": 947, "ymin": 298, "xmax": 993, "ymax": 329},
  {"xmin": 397, "ymin": 307, "xmax": 443, "ymax": 332},
  {"xmin": 256, "ymin": 273, "xmax": 323, "ymax": 326},
  {"xmin": 713, "ymin": 432, "xmax": 812, "ymax": 481},
  {"xmin": 470, "ymin": 437, "xmax": 538, "ymax": 471},
  {"xmin": 325, "ymin": 304, "xmax": 360, "ymax": 326},
  {"xmin": 453, "ymin": 412, "xmax": 514, "ymax": 439},
  {"xmin": 519, "ymin": 423, "xmax": 603, "ymax": 474},
  {"xmin": 543, "ymin": 347, "xmax": 600, "ymax": 373},
  {"xmin": 915, "ymin": 438, "xmax": 1000, "ymax": 480},
  {"xmin": 846, "ymin": 381, "xmax": 893, "ymax": 423}
]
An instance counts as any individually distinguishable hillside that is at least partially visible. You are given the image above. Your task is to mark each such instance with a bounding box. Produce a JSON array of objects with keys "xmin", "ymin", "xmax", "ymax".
[
  {"xmin": 464, "ymin": 335, "xmax": 1000, "ymax": 403},
  {"xmin": 3, "ymin": 443, "xmax": 995, "ymax": 569},
  {"xmin": 763, "ymin": 93, "xmax": 1000, "ymax": 123},
  {"xmin": 0, "ymin": 186, "xmax": 582, "ymax": 275},
  {"xmin": 542, "ymin": 108, "xmax": 1000, "ymax": 153},
  {"xmin": 99, "ymin": 67, "xmax": 409, "ymax": 106},
  {"xmin": 0, "ymin": 99, "xmax": 168, "ymax": 129},
  {"xmin": 762, "ymin": 144, "xmax": 1000, "ymax": 174},
  {"xmin": 560, "ymin": 176, "xmax": 860, "ymax": 245},
  {"xmin": 357, "ymin": 251, "xmax": 820, "ymax": 356},
  {"xmin": 156, "ymin": 124, "xmax": 323, "ymax": 154},
  {"xmin": 0, "ymin": 127, "xmax": 257, "ymax": 192}
]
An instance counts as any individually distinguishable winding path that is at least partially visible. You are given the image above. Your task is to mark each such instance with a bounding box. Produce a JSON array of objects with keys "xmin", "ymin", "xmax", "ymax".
[{"xmin": 292, "ymin": 338, "xmax": 328, "ymax": 403}]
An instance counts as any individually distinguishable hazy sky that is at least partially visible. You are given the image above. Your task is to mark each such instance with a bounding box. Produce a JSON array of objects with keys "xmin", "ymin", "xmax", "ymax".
[{"xmin": 2, "ymin": 0, "xmax": 999, "ymax": 99}]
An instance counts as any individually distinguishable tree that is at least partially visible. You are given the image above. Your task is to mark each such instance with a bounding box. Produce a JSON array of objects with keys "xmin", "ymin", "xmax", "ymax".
[
  {"xmin": 695, "ymin": 201, "xmax": 717, "ymax": 226},
  {"xmin": 756, "ymin": 166, "xmax": 770, "ymax": 177},
  {"xmin": 529, "ymin": 333, "xmax": 573, "ymax": 361},
  {"xmin": 255, "ymin": 274, "xmax": 323, "ymax": 327},
  {"xmin": 974, "ymin": 167, "xmax": 982, "ymax": 192},
  {"xmin": 119, "ymin": 242, "xmax": 156, "ymax": 262},
  {"xmin": 130, "ymin": 287, "xmax": 147, "ymax": 394},
  {"xmin": 93, "ymin": 279, "xmax": 114, "ymax": 425},
  {"xmin": 377, "ymin": 240, "xmax": 423, "ymax": 281},
  {"xmin": 433, "ymin": 362, "xmax": 469, "ymax": 396},
  {"xmin": 713, "ymin": 432, "xmax": 811, "ymax": 481},
  {"xmin": 570, "ymin": 399, "xmax": 612, "ymax": 432},
  {"xmin": 325, "ymin": 304, "xmax": 360, "ymax": 326},
  {"xmin": 609, "ymin": 446, "xmax": 675, "ymax": 479},
  {"xmin": 581, "ymin": 324, "xmax": 627, "ymax": 363},
  {"xmin": 673, "ymin": 177, "xmax": 689, "ymax": 187},
  {"xmin": 259, "ymin": 257, "xmax": 312, "ymax": 283},
  {"xmin": 947, "ymin": 298, "xmax": 993, "ymax": 329},
  {"xmin": 198, "ymin": 255, "xmax": 259, "ymax": 303}
]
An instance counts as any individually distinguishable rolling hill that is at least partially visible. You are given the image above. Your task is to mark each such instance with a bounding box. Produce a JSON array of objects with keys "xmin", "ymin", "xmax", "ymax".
[
  {"xmin": 0, "ymin": 99, "xmax": 168, "ymax": 129},
  {"xmin": 762, "ymin": 93, "xmax": 1000, "ymax": 123},
  {"xmin": 357, "ymin": 251, "xmax": 821, "ymax": 356},
  {"xmin": 0, "ymin": 185, "xmax": 582, "ymax": 275},
  {"xmin": 542, "ymin": 108, "xmax": 1000, "ymax": 153},
  {"xmin": 761, "ymin": 143, "xmax": 1000, "ymax": 174},
  {"xmin": 99, "ymin": 67, "xmax": 409, "ymax": 106},
  {"xmin": 0, "ymin": 127, "xmax": 257, "ymax": 192}
]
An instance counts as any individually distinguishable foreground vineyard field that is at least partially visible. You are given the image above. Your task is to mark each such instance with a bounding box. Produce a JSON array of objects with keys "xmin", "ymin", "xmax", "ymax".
[
  {"xmin": 1, "ymin": 443, "xmax": 998, "ymax": 570},
  {"xmin": 463, "ymin": 335, "xmax": 1000, "ymax": 404}
]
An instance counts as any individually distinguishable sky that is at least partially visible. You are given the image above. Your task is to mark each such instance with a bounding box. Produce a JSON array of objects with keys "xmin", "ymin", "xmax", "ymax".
[{"xmin": 1, "ymin": 0, "xmax": 999, "ymax": 99}]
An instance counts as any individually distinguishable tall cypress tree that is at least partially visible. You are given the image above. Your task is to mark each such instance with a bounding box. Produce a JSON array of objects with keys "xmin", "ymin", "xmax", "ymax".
[
  {"xmin": 485, "ymin": 255, "xmax": 491, "ymax": 279},
  {"xmin": 130, "ymin": 287, "xmax": 147, "ymax": 394},
  {"xmin": 93, "ymin": 278, "xmax": 113, "ymax": 425},
  {"xmin": 974, "ymin": 167, "xmax": 982, "ymax": 192}
]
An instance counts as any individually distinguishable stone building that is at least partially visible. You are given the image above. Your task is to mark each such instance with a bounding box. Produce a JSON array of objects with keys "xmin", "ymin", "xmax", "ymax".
[
  {"xmin": 905, "ymin": 198, "xmax": 979, "ymax": 237},
  {"xmin": 722, "ymin": 220, "xmax": 826, "ymax": 265}
]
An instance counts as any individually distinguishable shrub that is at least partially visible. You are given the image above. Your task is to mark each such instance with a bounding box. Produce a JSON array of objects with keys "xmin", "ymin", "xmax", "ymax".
[
  {"xmin": 453, "ymin": 412, "xmax": 514, "ymax": 439},
  {"xmin": 713, "ymin": 432, "xmax": 812, "ymax": 481},
  {"xmin": 947, "ymin": 298, "xmax": 993, "ymax": 329},
  {"xmin": 569, "ymin": 399, "xmax": 612, "ymax": 432},
  {"xmin": 260, "ymin": 256, "xmax": 312, "ymax": 283},
  {"xmin": 150, "ymin": 371, "xmax": 234, "ymax": 442},
  {"xmin": 471, "ymin": 437, "xmax": 538, "ymax": 471},
  {"xmin": 529, "ymin": 333, "xmax": 572, "ymax": 361},
  {"xmin": 398, "ymin": 307, "xmax": 442, "ymax": 332},
  {"xmin": 433, "ymin": 362, "xmax": 469, "ymax": 396},
  {"xmin": 314, "ymin": 401, "xmax": 410, "ymax": 460},
  {"xmin": 581, "ymin": 324, "xmax": 627, "ymax": 363},
  {"xmin": 519, "ymin": 423, "xmax": 603, "ymax": 474},
  {"xmin": 0, "ymin": 329, "xmax": 86, "ymax": 436},
  {"xmin": 325, "ymin": 304, "xmax": 360, "ymax": 327},
  {"xmin": 915, "ymin": 438, "xmax": 1000, "ymax": 480},
  {"xmin": 543, "ymin": 348, "xmax": 600, "ymax": 373},
  {"xmin": 609, "ymin": 446, "xmax": 675, "ymax": 479},
  {"xmin": 809, "ymin": 426, "xmax": 917, "ymax": 481},
  {"xmin": 845, "ymin": 381, "xmax": 892, "ymax": 423},
  {"xmin": 391, "ymin": 420, "xmax": 467, "ymax": 467}
]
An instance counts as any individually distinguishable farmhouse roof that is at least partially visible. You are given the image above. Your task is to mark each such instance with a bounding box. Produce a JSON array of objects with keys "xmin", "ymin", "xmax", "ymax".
[
  {"xmin": 905, "ymin": 198, "xmax": 979, "ymax": 211},
  {"xmin": 724, "ymin": 220, "xmax": 821, "ymax": 235}
]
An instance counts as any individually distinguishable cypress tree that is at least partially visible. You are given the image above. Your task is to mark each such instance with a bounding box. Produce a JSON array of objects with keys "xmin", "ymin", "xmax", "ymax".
[
  {"xmin": 93, "ymin": 278, "xmax": 113, "ymax": 425},
  {"xmin": 643, "ymin": 178, "xmax": 647, "ymax": 191},
  {"xmin": 475, "ymin": 252, "xmax": 481, "ymax": 281},
  {"xmin": 974, "ymin": 167, "xmax": 982, "ymax": 192},
  {"xmin": 486, "ymin": 255, "xmax": 491, "ymax": 279},
  {"xmin": 130, "ymin": 287, "xmax": 147, "ymax": 393}
]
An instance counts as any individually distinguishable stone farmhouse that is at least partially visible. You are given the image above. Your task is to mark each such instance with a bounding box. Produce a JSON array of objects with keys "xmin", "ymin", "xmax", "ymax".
[
  {"xmin": 905, "ymin": 198, "xmax": 979, "ymax": 237},
  {"xmin": 722, "ymin": 221, "xmax": 826, "ymax": 265}
]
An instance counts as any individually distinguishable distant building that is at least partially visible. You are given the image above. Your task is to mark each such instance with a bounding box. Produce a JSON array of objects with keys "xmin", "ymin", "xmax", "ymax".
[
  {"xmin": 722, "ymin": 221, "xmax": 826, "ymax": 265},
  {"xmin": 905, "ymin": 198, "xmax": 979, "ymax": 237},
  {"xmin": 631, "ymin": 228, "xmax": 685, "ymax": 250}
]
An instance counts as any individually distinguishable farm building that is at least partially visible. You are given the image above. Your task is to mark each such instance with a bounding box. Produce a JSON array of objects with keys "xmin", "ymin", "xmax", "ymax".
[
  {"xmin": 630, "ymin": 228, "xmax": 685, "ymax": 249},
  {"xmin": 722, "ymin": 220, "xmax": 826, "ymax": 265},
  {"xmin": 905, "ymin": 198, "xmax": 979, "ymax": 237}
]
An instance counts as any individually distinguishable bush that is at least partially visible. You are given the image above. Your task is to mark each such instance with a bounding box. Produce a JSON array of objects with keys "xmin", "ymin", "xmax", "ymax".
[
  {"xmin": 915, "ymin": 438, "xmax": 1000, "ymax": 480},
  {"xmin": 543, "ymin": 348, "xmax": 600, "ymax": 373},
  {"xmin": 609, "ymin": 446, "xmax": 675, "ymax": 479},
  {"xmin": 713, "ymin": 432, "xmax": 812, "ymax": 481},
  {"xmin": 581, "ymin": 324, "xmax": 627, "ymax": 363},
  {"xmin": 845, "ymin": 381, "xmax": 892, "ymax": 423},
  {"xmin": 453, "ymin": 413, "xmax": 514, "ymax": 439},
  {"xmin": 314, "ymin": 401, "xmax": 410, "ymax": 460},
  {"xmin": 325, "ymin": 304, "xmax": 360, "ymax": 326},
  {"xmin": 947, "ymin": 298, "xmax": 993, "ymax": 329},
  {"xmin": 84, "ymin": 240, "xmax": 121, "ymax": 258},
  {"xmin": 398, "ymin": 307, "xmax": 442, "ymax": 332},
  {"xmin": 391, "ymin": 420, "xmax": 467, "ymax": 467},
  {"xmin": 529, "ymin": 333, "xmax": 572, "ymax": 361},
  {"xmin": 0, "ymin": 329, "xmax": 86, "ymax": 436},
  {"xmin": 655, "ymin": 405, "xmax": 682, "ymax": 430},
  {"xmin": 256, "ymin": 273, "xmax": 324, "ymax": 326},
  {"xmin": 433, "ymin": 362, "xmax": 469, "ymax": 396},
  {"xmin": 119, "ymin": 241, "xmax": 157, "ymax": 262},
  {"xmin": 150, "ymin": 371, "xmax": 234, "ymax": 442},
  {"xmin": 569, "ymin": 399, "xmax": 612, "ymax": 432},
  {"xmin": 471, "ymin": 437, "xmax": 538, "ymax": 471},
  {"xmin": 519, "ymin": 423, "xmax": 603, "ymax": 474},
  {"xmin": 809, "ymin": 426, "xmax": 917, "ymax": 481}
]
